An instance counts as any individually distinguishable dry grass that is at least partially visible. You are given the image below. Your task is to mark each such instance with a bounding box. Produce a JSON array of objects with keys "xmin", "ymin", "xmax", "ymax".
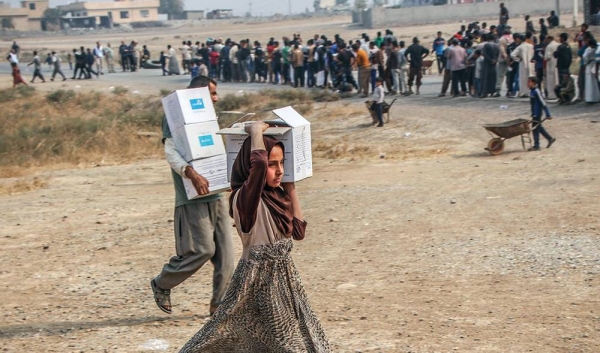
[
  {"xmin": 0, "ymin": 86, "xmax": 164, "ymax": 178},
  {"xmin": 0, "ymin": 176, "xmax": 48, "ymax": 195}
]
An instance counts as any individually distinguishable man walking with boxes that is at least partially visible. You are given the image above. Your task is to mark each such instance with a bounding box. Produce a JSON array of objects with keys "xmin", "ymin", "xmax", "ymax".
[{"xmin": 151, "ymin": 75, "xmax": 234, "ymax": 316}]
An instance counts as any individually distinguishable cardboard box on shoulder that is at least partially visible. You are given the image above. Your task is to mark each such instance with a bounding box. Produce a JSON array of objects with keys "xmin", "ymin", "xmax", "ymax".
[
  {"xmin": 162, "ymin": 87, "xmax": 217, "ymax": 131},
  {"xmin": 217, "ymin": 106, "xmax": 313, "ymax": 183},
  {"xmin": 182, "ymin": 155, "xmax": 230, "ymax": 200},
  {"xmin": 170, "ymin": 120, "xmax": 225, "ymax": 162}
]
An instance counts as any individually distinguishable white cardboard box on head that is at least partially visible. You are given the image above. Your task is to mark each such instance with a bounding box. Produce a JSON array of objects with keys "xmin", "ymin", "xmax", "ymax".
[
  {"xmin": 182, "ymin": 154, "xmax": 230, "ymax": 200},
  {"xmin": 170, "ymin": 120, "xmax": 226, "ymax": 162},
  {"xmin": 217, "ymin": 106, "xmax": 313, "ymax": 183},
  {"xmin": 162, "ymin": 87, "xmax": 217, "ymax": 132}
]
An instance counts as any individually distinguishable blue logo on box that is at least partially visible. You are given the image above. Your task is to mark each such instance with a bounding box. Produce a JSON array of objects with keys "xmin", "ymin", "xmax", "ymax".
[
  {"xmin": 189, "ymin": 98, "xmax": 205, "ymax": 110},
  {"xmin": 198, "ymin": 135, "xmax": 214, "ymax": 147}
]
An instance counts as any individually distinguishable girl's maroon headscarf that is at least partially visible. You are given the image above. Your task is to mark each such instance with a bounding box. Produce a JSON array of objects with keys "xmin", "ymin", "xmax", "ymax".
[{"xmin": 229, "ymin": 136, "xmax": 293, "ymax": 236}]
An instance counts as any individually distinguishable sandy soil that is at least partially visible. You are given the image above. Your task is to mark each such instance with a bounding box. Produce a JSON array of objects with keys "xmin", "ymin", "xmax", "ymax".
[{"xmin": 1, "ymin": 15, "xmax": 600, "ymax": 353}]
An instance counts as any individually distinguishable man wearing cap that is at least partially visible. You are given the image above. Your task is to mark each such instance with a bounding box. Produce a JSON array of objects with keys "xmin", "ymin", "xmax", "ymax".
[{"xmin": 404, "ymin": 37, "xmax": 430, "ymax": 95}]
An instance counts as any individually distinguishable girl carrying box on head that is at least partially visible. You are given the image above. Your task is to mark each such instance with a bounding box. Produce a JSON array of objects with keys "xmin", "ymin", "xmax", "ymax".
[{"xmin": 179, "ymin": 121, "xmax": 330, "ymax": 353}]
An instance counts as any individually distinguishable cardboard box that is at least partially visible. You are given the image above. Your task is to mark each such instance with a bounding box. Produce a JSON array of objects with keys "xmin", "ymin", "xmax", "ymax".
[
  {"xmin": 182, "ymin": 155, "xmax": 230, "ymax": 200},
  {"xmin": 217, "ymin": 106, "xmax": 313, "ymax": 183},
  {"xmin": 170, "ymin": 120, "xmax": 226, "ymax": 162},
  {"xmin": 162, "ymin": 87, "xmax": 217, "ymax": 132}
]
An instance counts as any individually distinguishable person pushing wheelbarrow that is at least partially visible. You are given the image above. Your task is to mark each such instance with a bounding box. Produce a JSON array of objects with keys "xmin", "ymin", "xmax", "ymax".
[{"xmin": 527, "ymin": 76, "xmax": 556, "ymax": 151}]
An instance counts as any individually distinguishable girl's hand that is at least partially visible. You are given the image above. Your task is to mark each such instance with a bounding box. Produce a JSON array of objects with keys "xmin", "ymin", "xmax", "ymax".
[{"xmin": 245, "ymin": 121, "xmax": 269, "ymax": 134}]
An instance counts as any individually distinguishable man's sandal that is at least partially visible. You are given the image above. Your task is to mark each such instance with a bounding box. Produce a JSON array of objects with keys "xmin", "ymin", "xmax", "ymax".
[{"xmin": 151, "ymin": 279, "xmax": 172, "ymax": 314}]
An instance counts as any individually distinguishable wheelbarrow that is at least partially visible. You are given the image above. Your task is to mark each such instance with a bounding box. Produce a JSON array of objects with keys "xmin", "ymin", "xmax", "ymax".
[
  {"xmin": 482, "ymin": 118, "xmax": 545, "ymax": 155},
  {"xmin": 365, "ymin": 99, "xmax": 396, "ymax": 125}
]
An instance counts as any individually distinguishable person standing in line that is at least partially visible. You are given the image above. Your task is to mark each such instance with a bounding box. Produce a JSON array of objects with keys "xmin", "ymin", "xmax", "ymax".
[
  {"xmin": 554, "ymin": 33, "xmax": 572, "ymax": 84},
  {"xmin": 547, "ymin": 11, "xmax": 559, "ymax": 28},
  {"xmin": 539, "ymin": 18, "xmax": 548, "ymax": 39},
  {"xmin": 544, "ymin": 36, "xmax": 559, "ymax": 100},
  {"xmin": 11, "ymin": 62, "xmax": 27, "ymax": 87},
  {"xmin": 353, "ymin": 42, "xmax": 371, "ymax": 97},
  {"xmin": 272, "ymin": 41, "xmax": 282, "ymax": 85},
  {"xmin": 368, "ymin": 41, "xmax": 382, "ymax": 93},
  {"xmin": 527, "ymin": 76, "xmax": 555, "ymax": 151},
  {"xmin": 510, "ymin": 34, "xmax": 535, "ymax": 98},
  {"xmin": 27, "ymin": 51, "xmax": 45, "ymax": 83},
  {"xmin": 291, "ymin": 43, "xmax": 305, "ymax": 88},
  {"xmin": 50, "ymin": 51, "xmax": 66, "ymax": 81},
  {"xmin": 575, "ymin": 31, "xmax": 593, "ymax": 102},
  {"xmin": 496, "ymin": 25, "xmax": 513, "ymax": 96},
  {"xmin": 448, "ymin": 39, "xmax": 468, "ymax": 97},
  {"xmin": 481, "ymin": 34, "xmax": 500, "ymax": 98},
  {"xmin": 433, "ymin": 31, "xmax": 446, "ymax": 75},
  {"xmin": 533, "ymin": 35, "xmax": 546, "ymax": 96},
  {"xmin": 151, "ymin": 75, "xmax": 235, "ymax": 317},
  {"xmin": 582, "ymin": 39, "xmax": 600, "ymax": 103},
  {"xmin": 166, "ymin": 44, "xmax": 181, "ymax": 75},
  {"xmin": 404, "ymin": 37, "xmax": 430, "ymax": 95},
  {"xmin": 93, "ymin": 41, "xmax": 104, "ymax": 75},
  {"xmin": 119, "ymin": 41, "xmax": 129, "ymax": 72},
  {"xmin": 230, "ymin": 41, "xmax": 239, "ymax": 82},
  {"xmin": 181, "ymin": 41, "xmax": 191, "ymax": 74},
  {"xmin": 397, "ymin": 41, "xmax": 408, "ymax": 95},
  {"xmin": 282, "ymin": 41, "xmax": 291, "ymax": 85},
  {"xmin": 387, "ymin": 42, "xmax": 400, "ymax": 95},
  {"xmin": 439, "ymin": 39, "xmax": 454, "ymax": 97},
  {"xmin": 104, "ymin": 43, "xmax": 115, "ymax": 73},
  {"xmin": 336, "ymin": 43, "xmax": 358, "ymax": 92},
  {"xmin": 524, "ymin": 15, "xmax": 536, "ymax": 35}
]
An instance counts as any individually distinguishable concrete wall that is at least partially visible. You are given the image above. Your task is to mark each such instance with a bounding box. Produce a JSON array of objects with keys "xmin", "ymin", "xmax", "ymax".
[{"xmin": 365, "ymin": 0, "xmax": 583, "ymax": 28}]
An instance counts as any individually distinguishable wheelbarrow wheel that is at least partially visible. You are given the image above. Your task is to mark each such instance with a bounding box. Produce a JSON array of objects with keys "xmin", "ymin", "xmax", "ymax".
[{"xmin": 486, "ymin": 138, "xmax": 504, "ymax": 155}]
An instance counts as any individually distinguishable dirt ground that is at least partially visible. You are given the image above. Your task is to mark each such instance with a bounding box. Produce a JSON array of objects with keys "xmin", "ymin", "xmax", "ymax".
[{"xmin": 1, "ymin": 14, "xmax": 600, "ymax": 353}]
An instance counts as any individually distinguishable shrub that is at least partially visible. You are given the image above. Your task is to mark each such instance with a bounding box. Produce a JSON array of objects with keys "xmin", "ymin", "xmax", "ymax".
[
  {"xmin": 46, "ymin": 89, "xmax": 75, "ymax": 104},
  {"xmin": 112, "ymin": 86, "xmax": 129, "ymax": 95}
]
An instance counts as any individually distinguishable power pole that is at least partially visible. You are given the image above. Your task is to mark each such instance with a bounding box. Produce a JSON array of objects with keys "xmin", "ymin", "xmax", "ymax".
[
  {"xmin": 288, "ymin": 0, "xmax": 292, "ymax": 15},
  {"xmin": 555, "ymin": 0, "xmax": 559, "ymax": 17},
  {"xmin": 573, "ymin": 0, "xmax": 578, "ymax": 28}
]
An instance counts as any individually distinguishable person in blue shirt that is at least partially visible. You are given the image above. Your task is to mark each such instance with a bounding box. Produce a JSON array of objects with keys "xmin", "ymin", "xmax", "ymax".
[
  {"xmin": 528, "ymin": 76, "xmax": 555, "ymax": 151},
  {"xmin": 433, "ymin": 31, "xmax": 446, "ymax": 74}
]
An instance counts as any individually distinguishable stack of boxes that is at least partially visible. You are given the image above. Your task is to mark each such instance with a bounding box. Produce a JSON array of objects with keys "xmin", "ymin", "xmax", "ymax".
[
  {"xmin": 218, "ymin": 106, "xmax": 313, "ymax": 183},
  {"xmin": 162, "ymin": 87, "xmax": 229, "ymax": 199}
]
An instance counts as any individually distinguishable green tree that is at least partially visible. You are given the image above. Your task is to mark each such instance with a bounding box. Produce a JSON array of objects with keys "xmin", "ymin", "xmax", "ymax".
[
  {"xmin": 335, "ymin": 0, "xmax": 349, "ymax": 5},
  {"xmin": 159, "ymin": 0, "xmax": 184, "ymax": 19},
  {"xmin": 354, "ymin": 0, "xmax": 367, "ymax": 11},
  {"xmin": 1, "ymin": 17, "xmax": 14, "ymax": 29},
  {"xmin": 43, "ymin": 8, "xmax": 62, "ymax": 26},
  {"xmin": 314, "ymin": 0, "xmax": 321, "ymax": 11}
]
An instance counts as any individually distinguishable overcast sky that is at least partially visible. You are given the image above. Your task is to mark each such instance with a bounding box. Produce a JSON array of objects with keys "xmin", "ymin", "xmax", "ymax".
[{"xmin": 7, "ymin": 0, "xmax": 330, "ymax": 17}]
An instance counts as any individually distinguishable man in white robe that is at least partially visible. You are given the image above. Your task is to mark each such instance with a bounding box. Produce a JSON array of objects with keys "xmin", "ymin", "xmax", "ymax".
[
  {"xmin": 510, "ymin": 34, "xmax": 535, "ymax": 97},
  {"xmin": 544, "ymin": 36, "xmax": 559, "ymax": 99}
]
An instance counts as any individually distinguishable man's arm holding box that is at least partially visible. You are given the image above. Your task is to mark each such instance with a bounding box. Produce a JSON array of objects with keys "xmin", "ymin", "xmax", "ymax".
[{"xmin": 165, "ymin": 138, "xmax": 210, "ymax": 196}]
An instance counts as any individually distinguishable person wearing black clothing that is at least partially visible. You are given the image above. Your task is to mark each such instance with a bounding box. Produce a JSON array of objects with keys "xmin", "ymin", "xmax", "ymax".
[
  {"xmin": 199, "ymin": 44, "xmax": 209, "ymax": 70},
  {"xmin": 499, "ymin": 2, "xmax": 509, "ymax": 25},
  {"xmin": 554, "ymin": 33, "xmax": 573, "ymax": 84},
  {"xmin": 524, "ymin": 15, "xmax": 536, "ymax": 34},
  {"xmin": 548, "ymin": 11, "xmax": 559, "ymax": 28},
  {"xmin": 119, "ymin": 41, "xmax": 129, "ymax": 71},
  {"xmin": 335, "ymin": 44, "xmax": 358, "ymax": 91},
  {"xmin": 252, "ymin": 42, "xmax": 266, "ymax": 83},
  {"xmin": 481, "ymin": 34, "xmax": 500, "ymax": 97},
  {"xmin": 506, "ymin": 39, "xmax": 519, "ymax": 96},
  {"xmin": 539, "ymin": 18, "xmax": 548, "ymax": 39},
  {"xmin": 404, "ymin": 37, "xmax": 430, "ymax": 95},
  {"xmin": 85, "ymin": 48, "xmax": 99, "ymax": 78},
  {"xmin": 272, "ymin": 42, "xmax": 282, "ymax": 84},
  {"xmin": 238, "ymin": 41, "xmax": 250, "ymax": 83}
]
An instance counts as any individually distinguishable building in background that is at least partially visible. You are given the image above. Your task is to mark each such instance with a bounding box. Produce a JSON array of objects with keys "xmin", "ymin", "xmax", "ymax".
[
  {"xmin": 206, "ymin": 9, "xmax": 233, "ymax": 19},
  {"xmin": 0, "ymin": 0, "xmax": 48, "ymax": 31},
  {"xmin": 58, "ymin": 0, "xmax": 159, "ymax": 29}
]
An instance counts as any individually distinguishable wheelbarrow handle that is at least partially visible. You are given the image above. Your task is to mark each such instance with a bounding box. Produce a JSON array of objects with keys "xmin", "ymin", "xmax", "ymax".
[{"xmin": 530, "ymin": 118, "xmax": 548, "ymax": 130}]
